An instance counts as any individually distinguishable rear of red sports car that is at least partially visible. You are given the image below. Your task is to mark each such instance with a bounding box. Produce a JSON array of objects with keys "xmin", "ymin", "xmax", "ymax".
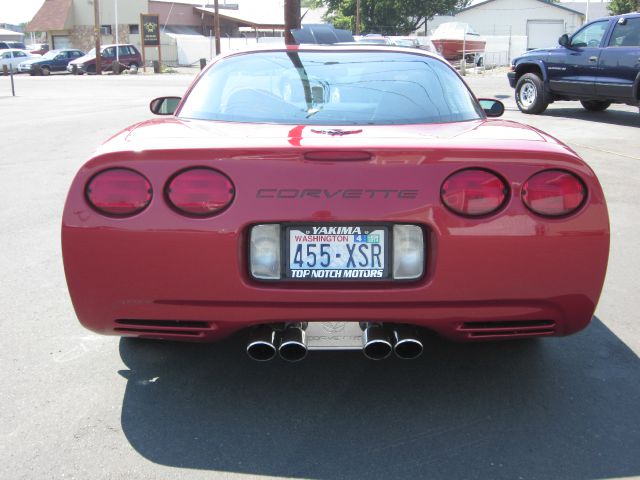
[{"xmin": 62, "ymin": 47, "xmax": 609, "ymax": 361}]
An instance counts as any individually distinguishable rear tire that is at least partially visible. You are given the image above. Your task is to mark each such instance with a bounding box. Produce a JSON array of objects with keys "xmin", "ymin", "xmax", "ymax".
[
  {"xmin": 580, "ymin": 100, "xmax": 611, "ymax": 111},
  {"xmin": 41, "ymin": 66, "xmax": 50, "ymax": 76},
  {"xmin": 515, "ymin": 73, "xmax": 548, "ymax": 115}
]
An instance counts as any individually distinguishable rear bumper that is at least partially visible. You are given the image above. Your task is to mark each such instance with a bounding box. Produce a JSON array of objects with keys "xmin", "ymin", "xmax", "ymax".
[
  {"xmin": 62, "ymin": 221, "xmax": 606, "ymax": 342},
  {"xmin": 85, "ymin": 298, "xmax": 588, "ymax": 343},
  {"xmin": 63, "ymin": 164, "xmax": 609, "ymax": 344},
  {"xmin": 62, "ymin": 146, "xmax": 609, "ymax": 344}
]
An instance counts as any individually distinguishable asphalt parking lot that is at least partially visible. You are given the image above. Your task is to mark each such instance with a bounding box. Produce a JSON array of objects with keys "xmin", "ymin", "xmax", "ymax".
[{"xmin": 1, "ymin": 69, "xmax": 639, "ymax": 480}]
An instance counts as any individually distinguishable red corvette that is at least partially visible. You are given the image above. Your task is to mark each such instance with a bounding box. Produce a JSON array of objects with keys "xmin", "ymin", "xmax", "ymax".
[{"xmin": 62, "ymin": 46, "xmax": 609, "ymax": 361}]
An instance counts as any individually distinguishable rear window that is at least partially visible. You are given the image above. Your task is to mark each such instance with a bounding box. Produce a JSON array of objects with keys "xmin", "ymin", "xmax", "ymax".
[{"xmin": 178, "ymin": 50, "xmax": 482, "ymax": 125}]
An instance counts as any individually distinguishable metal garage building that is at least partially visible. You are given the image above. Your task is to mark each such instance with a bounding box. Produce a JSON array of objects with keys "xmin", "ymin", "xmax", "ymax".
[{"xmin": 455, "ymin": 0, "xmax": 585, "ymax": 50}]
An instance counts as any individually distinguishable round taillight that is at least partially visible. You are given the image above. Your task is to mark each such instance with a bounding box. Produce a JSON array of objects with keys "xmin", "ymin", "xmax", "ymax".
[
  {"xmin": 522, "ymin": 169, "xmax": 586, "ymax": 217},
  {"xmin": 166, "ymin": 167, "xmax": 234, "ymax": 216},
  {"xmin": 86, "ymin": 168, "xmax": 152, "ymax": 216},
  {"xmin": 441, "ymin": 168, "xmax": 508, "ymax": 216}
]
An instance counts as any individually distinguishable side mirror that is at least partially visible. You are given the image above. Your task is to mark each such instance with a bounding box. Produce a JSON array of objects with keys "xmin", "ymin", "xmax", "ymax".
[
  {"xmin": 558, "ymin": 34, "xmax": 570, "ymax": 47},
  {"xmin": 478, "ymin": 98, "xmax": 505, "ymax": 118},
  {"xmin": 150, "ymin": 96, "xmax": 181, "ymax": 115}
]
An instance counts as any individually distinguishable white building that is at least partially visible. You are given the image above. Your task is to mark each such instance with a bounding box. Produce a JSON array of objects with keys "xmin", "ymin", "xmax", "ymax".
[{"xmin": 456, "ymin": 0, "xmax": 585, "ymax": 48}]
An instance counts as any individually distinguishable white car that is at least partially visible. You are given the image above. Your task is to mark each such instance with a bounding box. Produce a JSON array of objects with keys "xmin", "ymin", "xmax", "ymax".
[{"xmin": 0, "ymin": 49, "xmax": 40, "ymax": 71}]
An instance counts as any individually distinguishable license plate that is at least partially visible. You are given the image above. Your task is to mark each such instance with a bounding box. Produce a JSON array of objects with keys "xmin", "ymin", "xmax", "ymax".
[{"xmin": 285, "ymin": 225, "xmax": 389, "ymax": 280}]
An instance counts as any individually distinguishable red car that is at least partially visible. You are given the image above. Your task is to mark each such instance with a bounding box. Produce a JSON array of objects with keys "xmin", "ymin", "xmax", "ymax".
[{"xmin": 62, "ymin": 46, "xmax": 609, "ymax": 362}]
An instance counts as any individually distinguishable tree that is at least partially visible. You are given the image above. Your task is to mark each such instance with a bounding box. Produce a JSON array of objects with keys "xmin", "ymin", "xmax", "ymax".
[
  {"xmin": 310, "ymin": 0, "xmax": 473, "ymax": 35},
  {"xmin": 608, "ymin": 0, "xmax": 640, "ymax": 14}
]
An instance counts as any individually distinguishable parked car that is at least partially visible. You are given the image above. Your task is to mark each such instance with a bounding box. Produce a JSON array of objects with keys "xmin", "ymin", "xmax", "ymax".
[
  {"xmin": 27, "ymin": 43, "xmax": 49, "ymax": 55},
  {"xmin": 0, "ymin": 49, "xmax": 40, "ymax": 70},
  {"xmin": 508, "ymin": 12, "xmax": 640, "ymax": 114},
  {"xmin": 356, "ymin": 34, "xmax": 393, "ymax": 45},
  {"xmin": 0, "ymin": 41, "xmax": 27, "ymax": 50},
  {"xmin": 17, "ymin": 49, "xmax": 85, "ymax": 75},
  {"xmin": 391, "ymin": 37, "xmax": 444, "ymax": 57},
  {"xmin": 62, "ymin": 46, "xmax": 609, "ymax": 362},
  {"xmin": 67, "ymin": 44, "xmax": 141, "ymax": 74},
  {"xmin": 391, "ymin": 37, "xmax": 421, "ymax": 48}
]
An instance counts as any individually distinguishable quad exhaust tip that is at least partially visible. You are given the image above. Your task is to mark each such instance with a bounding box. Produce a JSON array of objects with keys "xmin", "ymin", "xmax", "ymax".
[
  {"xmin": 392, "ymin": 325, "xmax": 423, "ymax": 360},
  {"xmin": 246, "ymin": 325, "xmax": 278, "ymax": 361},
  {"xmin": 362, "ymin": 323, "xmax": 393, "ymax": 360},
  {"xmin": 278, "ymin": 324, "xmax": 308, "ymax": 362},
  {"xmin": 247, "ymin": 323, "xmax": 421, "ymax": 361},
  {"xmin": 362, "ymin": 323, "xmax": 423, "ymax": 360}
]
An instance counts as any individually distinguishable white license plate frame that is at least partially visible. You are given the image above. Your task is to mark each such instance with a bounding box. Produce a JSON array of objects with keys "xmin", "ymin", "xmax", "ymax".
[{"xmin": 284, "ymin": 224, "xmax": 390, "ymax": 281}]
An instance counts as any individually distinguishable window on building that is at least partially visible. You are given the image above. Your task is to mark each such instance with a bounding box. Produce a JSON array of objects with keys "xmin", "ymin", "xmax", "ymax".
[
  {"xmin": 129, "ymin": 24, "xmax": 139, "ymax": 34},
  {"xmin": 101, "ymin": 25, "xmax": 112, "ymax": 35}
]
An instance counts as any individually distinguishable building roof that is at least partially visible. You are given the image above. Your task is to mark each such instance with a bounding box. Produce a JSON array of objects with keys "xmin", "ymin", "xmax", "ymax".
[
  {"xmin": 196, "ymin": 4, "xmax": 285, "ymax": 29},
  {"xmin": 196, "ymin": 4, "xmax": 326, "ymax": 30},
  {"xmin": 26, "ymin": 0, "xmax": 73, "ymax": 32},
  {"xmin": 459, "ymin": 0, "xmax": 584, "ymax": 17},
  {"xmin": 152, "ymin": 0, "xmax": 234, "ymax": 4},
  {"xmin": 0, "ymin": 28, "xmax": 25, "ymax": 37}
]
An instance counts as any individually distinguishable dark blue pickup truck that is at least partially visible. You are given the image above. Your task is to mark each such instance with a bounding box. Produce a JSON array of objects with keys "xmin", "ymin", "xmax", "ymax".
[{"xmin": 508, "ymin": 13, "xmax": 640, "ymax": 114}]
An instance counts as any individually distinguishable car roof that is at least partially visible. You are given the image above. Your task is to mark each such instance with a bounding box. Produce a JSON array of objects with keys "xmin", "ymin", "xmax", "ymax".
[{"xmin": 590, "ymin": 12, "xmax": 640, "ymax": 22}]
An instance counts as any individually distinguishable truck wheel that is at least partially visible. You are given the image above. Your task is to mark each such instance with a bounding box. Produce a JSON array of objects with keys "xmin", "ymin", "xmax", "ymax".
[
  {"xmin": 515, "ymin": 73, "xmax": 548, "ymax": 114},
  {"xmin": 580, "ymin": 100, "xmax": 611, "ymax": 111}
]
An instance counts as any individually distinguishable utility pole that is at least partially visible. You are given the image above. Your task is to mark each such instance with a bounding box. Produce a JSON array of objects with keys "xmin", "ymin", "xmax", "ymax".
[
  {"xmin": 284, "ymin": 0, "xmax": 301, "ymax": 45},
  {"xmin": 355, "ymin": 0, "xmax": 361, "ymax": 35},
  {"xmin": 115, "ymin": 0, "xmax": 119, "ymax": 63},
  {"xmin": 585, "ymin": 0, "xmax": 590, "ymax": 22},
  {"xmin": 93, "ymin": 0, "xmax": 102, "ymax": 74},
  {"xmin": 214, "ymin": 0, "xmax": 220, "ymax": 55}
]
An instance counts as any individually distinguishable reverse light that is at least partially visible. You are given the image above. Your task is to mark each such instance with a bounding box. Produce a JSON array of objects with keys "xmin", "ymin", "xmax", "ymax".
[
  {"xmin": 522, "ymin": 170, "xmax": 586, "ymax": 217},
  {"xmin": 441, "ymin": 168, "xmax": 508, "ymax": 216},
  {"xmin": 86, "ymin": 168, "xmax": 152, "ymax": 216},
  {"xmin": 393, "ymin": 225, "xmax": 424, "ymax": 280},
  {"xmin": 250, "ymin": 224, "xmax": 281, "ymax": 279},
  {"xmin": 166, "ymin": 167, "xmax": 234, "ymax": 216}
]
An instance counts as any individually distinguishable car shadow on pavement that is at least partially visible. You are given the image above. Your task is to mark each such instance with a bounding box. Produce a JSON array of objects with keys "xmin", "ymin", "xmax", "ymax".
[
  {"xmin": 118, "ymin": 317, "xmax": 640, "ymax": 480},
  {"xmin": 540, "ymin": 107, "xmax": 640, "ymax": 128}
]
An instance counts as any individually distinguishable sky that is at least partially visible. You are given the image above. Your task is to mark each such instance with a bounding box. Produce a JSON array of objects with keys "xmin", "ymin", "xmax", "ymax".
[{"xmin": 2, "ymin": 0, "xmax": 45, "ymax": 25}]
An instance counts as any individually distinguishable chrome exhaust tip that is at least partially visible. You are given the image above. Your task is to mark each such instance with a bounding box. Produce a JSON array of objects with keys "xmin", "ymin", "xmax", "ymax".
[
  {"xmin": 392, "ymin": 325, "xmax": 423, "ymax": 360},
  {"xmin": 246, "ymin": 325, "xmax": 278, "ymax": 361},
  {"xmin": 279, "ymin": 324, "xmax": 308, "ymax": 362},
  {"xmin": 362, "ymin": 323, "xmax": 393, "ymax": 360}
]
